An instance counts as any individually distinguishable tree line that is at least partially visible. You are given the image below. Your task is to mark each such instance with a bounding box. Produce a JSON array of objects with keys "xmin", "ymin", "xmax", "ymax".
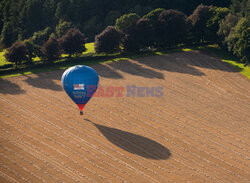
[
  {"xmin": 5, "ymin": 28, "xmax": 86, "ymax": 67},
  {"xmin": 3, "ymin": 1, "xmax": 250, "ymax": 68},
  {"xmin": 0, "ymin": 0, "xmax": 231, "ymax": 48},
  {"xmin": 93, "ymin": 1, "xmax": 249, "ymax": 64}
]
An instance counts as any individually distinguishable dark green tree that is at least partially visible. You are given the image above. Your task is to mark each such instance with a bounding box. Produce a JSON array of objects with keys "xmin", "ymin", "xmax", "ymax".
[
  {"xmin": 4, "ymin": 42, "xmax": 28, "ymax": 68},
  {"xmin": 156, "ymin": 9, "xmax": 187, "ymax": 48},
  {"xmin": 188, "ymin": 4, "xmax": 212, "ymax": 44},
  {"xmin": 184, "ymin": 17, "xmax": 195, "ymax": 46},
  {"xmin": 0, "ymin": 22, "xmax": 18, "ymax": 48},
  {"xmin": 41, "ymin": 37, "xmax": 60, "ymax": 63},
  {"xmin": 143, "ymin": 8, "xmax": 165, "ymax": 46},
  {"xmin": 202, "ymin": 0, "xmax": 231, "ymax": 8},
  {"xmin": 115, "ymin": 13, "xmax": 140, "ymax": 32},
  {"xmin": 95, "ymin": 26, "xmax": 123, "ymax": 54},
  {"xmin": 0, "ymin": 0, "xmax": 235, "ymax": 48},
  {"xmin": 55, "ymin": 0, "xmax": 73, "ymax": 21},
  {"xmin": 105, "ymin": 11, "xmax": 121, "ymax": 26},
  {"xmin": 58, "ymin": 28, "xmax": 86, "ymax": 57},
  {"xmin": 22, "ymin": 0, "xmax": 48, "ymax": 38},
  {"xmin": 128, "ymin": 4, "xmax": 152, "ymax": 16},
  {"xmin": 122, "ymin": 18, "xmax": 153, "ymax": 52}
]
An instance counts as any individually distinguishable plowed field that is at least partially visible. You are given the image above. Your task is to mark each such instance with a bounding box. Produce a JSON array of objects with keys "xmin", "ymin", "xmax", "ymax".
[{"xmin": 0, "ymin": 51, "xmax": 249, "ymax": 182}]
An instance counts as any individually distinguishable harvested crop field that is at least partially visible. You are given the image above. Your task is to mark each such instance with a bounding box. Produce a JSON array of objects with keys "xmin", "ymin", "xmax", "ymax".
[{"xmin": 0, "ymin": 51, "xmax": 250, "ymax": 182}]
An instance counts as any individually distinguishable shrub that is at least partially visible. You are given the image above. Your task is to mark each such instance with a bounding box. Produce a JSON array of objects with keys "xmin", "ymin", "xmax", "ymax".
[
  {"xmin": 188, "ymin": 4, "xmax": 212, "ymax": 44},
  {"xmin": 115, "ymin": 13, "xmax": 140, "ymax": 32},
  {"xmin": 122, "ymin": 18, "xmax": 153, "ymax": 52},
  {"xmin": 58, "ymin": 28, "xmax": 86, "ymax": 57},
  {"xmin": 95, "ymin": 26, "xmax": 123, "ymax": 54},
  {"xmin": 156, "ymin": 9, "xmax": 187, "ymax": 48},
  {"xmin": 4, "ymin": 42, "xmax": 28, "ymax": 68},
  {"xmin": 40, "ymin": 37, "xmax": 60, "ymax": 63}
]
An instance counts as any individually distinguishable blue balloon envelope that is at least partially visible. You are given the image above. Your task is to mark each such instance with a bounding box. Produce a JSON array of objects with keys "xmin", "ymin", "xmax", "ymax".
[{"xmin": 61, "ymin": 65, "xmax": 99, "ymax": 114}]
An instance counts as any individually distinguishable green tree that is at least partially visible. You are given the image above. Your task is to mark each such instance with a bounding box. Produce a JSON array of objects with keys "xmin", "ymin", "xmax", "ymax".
[
  {"xmin": 143, "ymin": 8, "xmax": 165, "ymax": 26},
  {"xmin": 217, "ymin": 14, "xmax": 239, "ymax": 47},
  {"xmin": 230, "ymin": 0, "xmax": 249, "ymax": 17},
  {"xmin": 23, "ymin": 39, "xmax": 42, "ymax": 64},
  {"xmin": 31, "ymin": 27, "xmax": 53, "ymax": 46},
  {"xmin": 56, "ymin": 21, "xmax": 73, "ymax": 37},
  {"xmin": 227, "ymin": 18, "xmax": 249, "ymax": 64},
  {"xmin": 0, "ymin": 0, "xmax": 23, "ymax": 45},
  {"xmin": 0, "ymin": 22, "xmax": 18, "ymax": 48},
  {"xmin": 206, "ymin": 7, "xmax": 229, "ymax": 43},
  {"xmin": 115, "ymin": 13, "xmax": 140, "ymax": 32}
]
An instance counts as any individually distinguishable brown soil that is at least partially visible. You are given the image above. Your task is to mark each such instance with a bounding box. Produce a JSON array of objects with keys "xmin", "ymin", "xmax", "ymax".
[{"xmin": 0, "ymin": 51, "xmax": 249, "ymax": 182}]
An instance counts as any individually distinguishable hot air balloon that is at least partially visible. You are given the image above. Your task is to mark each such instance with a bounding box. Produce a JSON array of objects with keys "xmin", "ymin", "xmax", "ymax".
[{"xmin": 61, "ymin": 65, "xmax": 99, "ymax": 115}]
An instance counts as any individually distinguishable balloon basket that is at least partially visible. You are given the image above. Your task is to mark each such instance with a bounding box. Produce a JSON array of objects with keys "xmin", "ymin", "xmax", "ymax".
[{"xmin": 80, "ymin": 111, "xmax": 83, "ymax": 115}]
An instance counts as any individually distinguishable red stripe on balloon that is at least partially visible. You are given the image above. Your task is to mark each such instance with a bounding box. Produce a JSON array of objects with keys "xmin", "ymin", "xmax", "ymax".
[{"xmin": 77, "ymin": 104, "xmax": 85, "ymax": 111}]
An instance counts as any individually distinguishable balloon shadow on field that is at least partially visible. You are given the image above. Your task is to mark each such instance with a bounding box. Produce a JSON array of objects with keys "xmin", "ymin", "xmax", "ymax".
[
  {"xmin": 85, "ymin": 119, "xmax": 171, "ymax": 160},
  {"xmin": 0, "ymin": 78, "xmax": 25, "ymax": 95}
]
